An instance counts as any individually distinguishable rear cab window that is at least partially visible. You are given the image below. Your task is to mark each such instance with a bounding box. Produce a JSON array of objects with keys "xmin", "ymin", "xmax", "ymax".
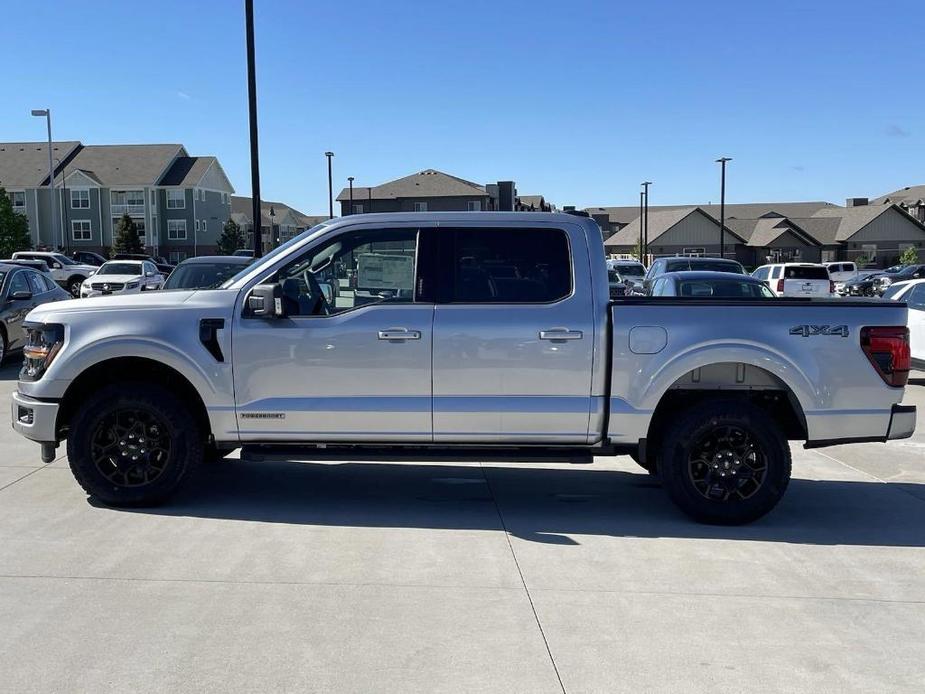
[{"xmin": 441, "ymin": 227, "xmax": 572, "ymax": 303}]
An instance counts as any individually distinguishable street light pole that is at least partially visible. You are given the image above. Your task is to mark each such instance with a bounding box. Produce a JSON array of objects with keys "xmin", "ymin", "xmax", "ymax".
[
  {"xmin": 641, "ymin": 181, "xmax": 652, "ymax": 261},
  {"xmin": 31, "ymin": 109, "xmax": 60, "ymax": 249},
  {"xmin": 55, "ymin": 157, "xmax": 70, "ymax": 253},
  {"xmin": 715, "ymin": 157, "xmax": 732, "ymax": 258},
  {"xmin": 638, "ymin": 191, "xmax": 644, "ymax": 261},
  {"xmin": 325, "ymin": 152, "xmax": 334, "ymax": 218},
  {"xmin": 347, "ymin": 176, "xmax": 354, "ymax": 215},
  {"xmin": 244, "ymin": 0, "xmax": 263, "ymax": 258}
]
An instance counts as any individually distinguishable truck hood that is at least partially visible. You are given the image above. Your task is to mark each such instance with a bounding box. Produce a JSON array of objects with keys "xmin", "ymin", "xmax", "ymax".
[{"xmin": 27, "ymin": 290, "xmax": 200, "ymax": 320}]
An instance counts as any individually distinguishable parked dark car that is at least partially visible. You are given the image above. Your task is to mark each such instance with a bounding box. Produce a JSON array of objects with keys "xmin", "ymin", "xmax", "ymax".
[
  {"xmin": 843, "ymin": 272, "xmax": 888, "ymax": 297},
  {"xmin": 112, "ymin": 253, "xmax": 175, "ymax": 276},
  {"xmin": 232, "ymin": 249, "xmax": 255, "ymax": 258},
  {"xmin": 649, "ymin": 271, "xmax": 776, "ymax": 298},
  {"xmin": 643, "ymin": 256, "xmax": 746, "ymax": 293},
  {"xmin": 875, "ymin": 264, "xmax": 925, "ymax": 295},
  {"xmin": 1, "ymin": 258, "xmax": 52, "ymax": 273},
  {"xmin": 0, "ymin": 262, "xmax": 70, "ymax": 365},
  {"xmin": 70, "ymin": 251, "xmax": 108, "ymax": 266},
  {"xmin": 162, "ymin": 255, "xmax": 252, "ymax": 290}
]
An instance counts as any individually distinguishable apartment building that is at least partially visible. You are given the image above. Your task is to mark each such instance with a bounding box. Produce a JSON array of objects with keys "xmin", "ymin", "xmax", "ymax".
[{"xmin": 0, "ymin": 141, "xmax": 234, "ymax": 261}]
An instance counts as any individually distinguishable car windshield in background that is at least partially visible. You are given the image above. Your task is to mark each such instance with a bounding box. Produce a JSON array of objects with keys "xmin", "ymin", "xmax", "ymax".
[
  {"xmin": 613, "ymin": 264, "xmax": 644, "ymax": 276},
  {"xmin": 784, "ymin": 266, "xmax": 828, "ymax": 279},
  {"xmin": 165, "ymin": 263, "xmax": 248, "ymax": 290},
  {"xmin": 679, "ymin": 279, "xmax": 775, "ymax": 298},
  {"xmin": 98, "ymin": 263, "xmax": 142, "ymax": 275},
  {"xmin": 667, "ymin": 260, "xmax": 743, "ymax": 273}
]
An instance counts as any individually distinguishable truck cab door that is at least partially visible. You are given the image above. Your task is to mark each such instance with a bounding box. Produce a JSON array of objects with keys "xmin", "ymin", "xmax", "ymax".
[
  {"xmin": 431, "ymin": 224, "xmax": 595, "ymax": 443},
  {"xmin": 231, "ymin": 225, "xmax": 434, "ymax": 442}
]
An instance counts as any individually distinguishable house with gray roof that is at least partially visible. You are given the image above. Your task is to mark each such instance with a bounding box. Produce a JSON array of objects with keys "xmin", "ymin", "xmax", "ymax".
[
  {"xmin": 336, "ymin": 169, "xmax": 554, "ymax": 216},
  {"xmin": 604, "ymin": 207, "xmax": 748, "ymax": 261},
  {"xmin": 0, "ymin": 141, "xmax": 234, "ymax": 261},
  {"xmin": 870, "ymin": 185, "xmax": 925, "ymax": 223},
  {"xmin": 231, "ymin": 196, "xmax": 327, "ymax": 253}
]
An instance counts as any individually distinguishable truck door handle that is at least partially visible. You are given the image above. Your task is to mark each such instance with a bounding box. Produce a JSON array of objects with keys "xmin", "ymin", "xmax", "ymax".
[
  {"xmin": 378, "ymin": 328, "xmax": 421, "ymax": 341},
  {"xmin": 539, "ymin": 329, "xmax": 583, "ymax": 341}
]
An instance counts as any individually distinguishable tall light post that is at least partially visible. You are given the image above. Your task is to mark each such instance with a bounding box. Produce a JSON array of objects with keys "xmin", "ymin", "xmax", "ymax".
[
  {"xmin": 347, "ymin": 176, "xmax": 354, "ymax": 215},
  {"xmin": 638, "ymin": 191, "xmax": 644, "ymax": 261},
  {"xmin": 715, "ymin": 157, "xmax": 732, "ymax": 258},
  {"xmin": 641, "ymin": 181, "xmax": 652, "ymax": 261},
  {"xmin": 325, "ymin": 152, "xmax": 334, "ymax": 218},
  {"xmin": 245, "ymin": 0, "xmax": 263, "ymax": 258},
  {"xmin": 55, "ymin": 157, "xmax": 70, "ymax": 252},
  {"xmin": 31, "ymin": 109, "xmax": 60, "ymax": 249}
]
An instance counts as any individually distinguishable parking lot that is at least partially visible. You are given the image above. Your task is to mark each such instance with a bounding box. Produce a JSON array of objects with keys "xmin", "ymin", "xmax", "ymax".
[{"xmin": 0, "ymin": 362, "xmax": 923, "ymax": 693}]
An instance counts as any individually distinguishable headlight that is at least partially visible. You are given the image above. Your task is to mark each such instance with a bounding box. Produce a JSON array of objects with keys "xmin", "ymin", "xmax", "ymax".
[
  {"xmin": 88, "ymin": 269, "xmax": 96, "ymax": 276},
  {"xmin": 879, "ymin": 277, "xmax": 892, "ymax": 286},
  {"xmin": 127, "ymin": 281, "xmax": 139, "ymax": 289},
  {"xmin": 21, "ymin": 323, "xmax": 65, "ymax": 381}
]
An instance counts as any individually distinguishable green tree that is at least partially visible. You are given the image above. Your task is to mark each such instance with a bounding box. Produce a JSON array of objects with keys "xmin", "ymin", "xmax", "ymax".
[
  {"xmin": 216, "ymin": 218, "xmax": 245, "ymax": 255},
  {"xmin": 112, "ymin": 213, "xmax": 143, "ymax": 255},
  {"xmin": 899, "ymin": 246, "xmax": 919, "ymax": 266},
  {"xmin": 0, "ymin": 187, "xmax": 31, "ymax": 258},
  {"xmin": 632, "ymin": 239, "xmax": 643, "ymax": 262}
]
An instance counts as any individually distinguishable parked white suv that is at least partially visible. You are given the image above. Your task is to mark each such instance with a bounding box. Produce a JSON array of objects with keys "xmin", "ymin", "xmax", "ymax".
[
  {"xmin": 752, "ymin": 263, "xmax": 833, "ymax": 297},
  {"xmin": 80, "ymin": 260, "xmax": 164, "ymax": 298},
  {"xmin": 823, "ymin": 261, "xmax": 858, "ymax": 283},
  {"xmin": 12, "ymin": 251, "xmax": 97, "ymax": 297}
]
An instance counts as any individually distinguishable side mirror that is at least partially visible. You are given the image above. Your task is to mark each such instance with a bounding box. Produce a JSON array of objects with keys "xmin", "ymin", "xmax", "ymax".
[
  {"xmin": 247, "ymin": 283, "xmax": 285, "ymax": 318},
  {"xmin": 11, "ymin": 290, "xmax": 32, "ymax": 301},
  {"xmin": 52, "ymin": 263, "xmax": 61, "ymax": 270},
  {"xmin": 145, "ymin": 271, "xmax": 155, "ymax": 277}
]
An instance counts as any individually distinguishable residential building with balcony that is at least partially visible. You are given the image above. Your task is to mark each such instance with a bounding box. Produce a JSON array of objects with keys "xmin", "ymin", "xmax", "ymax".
[
  {"xmin": 231, "ymin": 196, "xmax": 327, "ymax": 254},
  {"xmin": 0, "ymin": 141, "xmax": 234, "ymax": 262}
]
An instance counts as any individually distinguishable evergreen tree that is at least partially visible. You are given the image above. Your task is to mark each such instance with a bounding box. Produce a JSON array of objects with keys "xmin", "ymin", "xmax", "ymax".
[
  {"xmin": 0, "ymin": 187, "xmax": 31, "ymax": 258},
  {"xmin": 113, "ymin": 214, "xmax": 143, "ymax": 255},
  {"xmin": 899, "ymin": 245, "xmax": 919, "ymax": 266},
  {"xmin": 216, "ymin": 218, "xmax": 245, "ymax": 255}
]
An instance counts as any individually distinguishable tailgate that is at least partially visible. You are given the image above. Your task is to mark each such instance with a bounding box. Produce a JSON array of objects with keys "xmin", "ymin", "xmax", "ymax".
[{"xmin": 783, "ymin": 278, "xmax": 830, "ymax": 296}]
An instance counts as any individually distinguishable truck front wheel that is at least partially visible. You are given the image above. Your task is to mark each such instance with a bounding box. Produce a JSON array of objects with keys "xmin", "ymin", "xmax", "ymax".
[
  {"xmin": 67, "ymin": 383, "xmax": 203, "ymax": 507},
  {"xmin": 658, "ymin": 400, "xmax": 791, "ymax": 525}
]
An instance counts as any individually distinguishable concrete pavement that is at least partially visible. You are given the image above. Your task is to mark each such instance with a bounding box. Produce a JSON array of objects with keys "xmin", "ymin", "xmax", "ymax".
[{"xmin": 1, "ymin": 361, "xmax": 923, "ymax": 693}]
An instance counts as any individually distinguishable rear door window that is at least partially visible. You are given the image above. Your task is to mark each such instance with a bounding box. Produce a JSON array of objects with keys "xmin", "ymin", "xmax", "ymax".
[
  {"xmin": 443, "ymin": 227, "xmax": 571, "ymax": 303},
  {"xmin": 784, "ymin": 266, "xmax": 828, "ymax": 280}
]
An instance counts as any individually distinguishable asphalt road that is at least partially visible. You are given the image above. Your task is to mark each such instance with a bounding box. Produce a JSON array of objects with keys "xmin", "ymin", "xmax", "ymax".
[{"xmin": 1, "ymin": 362, "xmax": 923, "ymax": 693}]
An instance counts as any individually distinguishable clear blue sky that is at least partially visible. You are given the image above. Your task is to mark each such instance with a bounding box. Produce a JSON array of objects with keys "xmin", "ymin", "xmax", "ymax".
[{"xmin": 3, "ymin": 0, "xmax": 922, "ymax": 214}]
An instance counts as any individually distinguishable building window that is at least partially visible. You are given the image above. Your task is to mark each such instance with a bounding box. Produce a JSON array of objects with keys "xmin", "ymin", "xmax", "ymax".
[
  {"xmin": 10, "ymin": 191, "xmax": 26, "ymax": 212},
  {"xmin": 202, "ymin": 219, "xmax": 207, "ymax": 233},
  {"xmin": 71, "ymin": 220, "xmax": 92, "ymax": 241},
  {"xmin": 353, "ymin": 203, "xmax": 364, "ymax": 214},
  {"xmin": 168, "ymin": 251, "xmax": 188, "ymax": 264},
  {"xmin": 413, "ymin": 202, "xmax": 428, "ymax": 212},
  {"xmin": 168, "ymin": 219, "xmax": 187, "ymax": 240},
  {"xmin": 71, "ymin": 190, "xmax": 90, "ymax": 209},
  {"xmin": 166, "ymin": 190, "xmax": 185, "ymax": 209},
  {"xmin": 198, "ymin": 189, "xmax": 205, "ymax": 202},
  {"xmin": 467, "ymin": 201, "xmax": 481, "ymax": 212},
  {"xmin": 195, "ymin": 219, "xmax": 200, "ymax": 233}
]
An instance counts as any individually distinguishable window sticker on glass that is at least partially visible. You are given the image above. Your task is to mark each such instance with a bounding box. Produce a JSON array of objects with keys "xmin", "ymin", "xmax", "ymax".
[{"xmin": 357, "ymin": 253, "xmax": 414, "ymax": 292}]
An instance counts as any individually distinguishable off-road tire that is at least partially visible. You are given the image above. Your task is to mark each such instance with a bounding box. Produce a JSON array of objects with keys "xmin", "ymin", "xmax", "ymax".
[
  {"xmin": 658, "ymin": 399, "xmax": 791, "ymax": 525},
  {"xmin": 67, "ymin": 383, "xmax": 203, "ymax": 506}
]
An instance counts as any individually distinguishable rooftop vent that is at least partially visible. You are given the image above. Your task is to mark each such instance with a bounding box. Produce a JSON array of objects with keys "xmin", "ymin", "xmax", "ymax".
[{"xmin": 846, "ymin": 197, "xmax": 869, "ymax": 207}]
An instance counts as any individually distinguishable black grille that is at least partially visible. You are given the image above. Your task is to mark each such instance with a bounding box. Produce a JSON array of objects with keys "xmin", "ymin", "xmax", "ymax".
[{"xmin": 90, "ymin": 282, "xmax": 125, "ymax": 291}]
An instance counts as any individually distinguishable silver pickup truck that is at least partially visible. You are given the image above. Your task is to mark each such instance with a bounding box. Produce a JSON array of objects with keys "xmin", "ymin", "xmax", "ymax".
[{"xmin": 10, "ymin": 212, "xmax": 916, "ymax": 524}]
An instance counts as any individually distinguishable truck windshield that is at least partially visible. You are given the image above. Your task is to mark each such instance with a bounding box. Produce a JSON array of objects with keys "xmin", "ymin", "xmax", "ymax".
[
  {"xmin": 613, "ymin": 264, "xmax": 644, "ymax": 276},
  {"xmin": 219, "ymin": 220, "xmax": 335, "ymax": 289},
  {"xmin": 678, "ymin": 279, "xmax": 775, "ymax": 298}
]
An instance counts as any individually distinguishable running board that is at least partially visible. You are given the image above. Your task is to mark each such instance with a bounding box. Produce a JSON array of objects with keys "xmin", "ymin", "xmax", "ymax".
[{"xmin": 240, "ymin": 444, "xmax": 599, "ymax": 464}]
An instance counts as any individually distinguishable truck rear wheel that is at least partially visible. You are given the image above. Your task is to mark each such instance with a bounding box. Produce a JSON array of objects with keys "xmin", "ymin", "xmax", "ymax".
[
  {"xmin": 67, "ymin": 383, "xmax": 203, "ymax": 507},
  {"xmin": 658, "ymin": 400, "xmax": 791, "ymax": 524}
]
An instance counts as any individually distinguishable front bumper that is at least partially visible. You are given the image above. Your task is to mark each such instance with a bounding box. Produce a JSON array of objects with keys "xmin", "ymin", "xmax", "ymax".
[
  {"xmin": 887, "ymin": 404, "xmax": 916, "ymax": 440},
  {"xmin": 11, "ymin": 391, "xmax": 59, "ymax": 444}
]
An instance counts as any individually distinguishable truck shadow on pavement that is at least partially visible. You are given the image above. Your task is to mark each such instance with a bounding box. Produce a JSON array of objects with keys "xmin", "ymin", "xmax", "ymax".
[
  {"xmin": 118, "ymin": 458, "xmax": 925, "ymax": 547},
  {"xmin": 0, "ymin": 363, "xmax": 20, "ymax": 381}
]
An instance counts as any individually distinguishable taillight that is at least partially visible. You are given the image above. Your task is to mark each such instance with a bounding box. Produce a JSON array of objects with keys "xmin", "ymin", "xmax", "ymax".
[
  {"xmin": 776, "ymin": 279, "xmax": 784, "ymax": 293},
  {"xmin": 860, "ymin": 326, "xmax": 910, "ymax": 387},
  {"xmin": 829, "ymin": 280, "xmax": 835, "ymax": 294}
]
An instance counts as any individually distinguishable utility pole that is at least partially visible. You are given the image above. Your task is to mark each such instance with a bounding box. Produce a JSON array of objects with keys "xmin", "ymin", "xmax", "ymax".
[
  {"xmin": 245, "ymin": 0, "xmax": 263, "ymax": 258},
  {"xmin": 325, "ymin": 152, "xmax": 334, "ymax": 218},
  {"xmin": 638, "ymin": 191, "xmax": 644, "ymax": 261},
  {"xmin": 715, "ymin": 157, "xmax": 732, "ymax": 258},
  {"xmin": 348, "ymin": 176, "xmax": 354, "ymax": 215}
]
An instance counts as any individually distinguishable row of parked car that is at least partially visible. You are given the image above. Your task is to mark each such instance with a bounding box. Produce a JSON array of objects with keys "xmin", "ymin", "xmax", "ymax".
[{"xmin": 0, "ymin": 252, "xmax": 254, "ymax": 365}]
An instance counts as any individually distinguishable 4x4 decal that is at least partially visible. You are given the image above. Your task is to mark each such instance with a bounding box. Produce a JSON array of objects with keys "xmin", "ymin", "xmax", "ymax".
[{"xmin": 789, "ymin": 324, "xmax": 849, "ymax": 338}]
